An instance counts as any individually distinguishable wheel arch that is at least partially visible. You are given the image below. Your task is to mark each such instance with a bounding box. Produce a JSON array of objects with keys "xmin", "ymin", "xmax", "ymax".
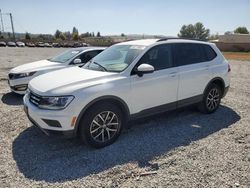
[
  {"xmin": 203, "ymin": 77, "xmax": 225, "ymax": 96},
  {"xmin": 74, "ymin": 95, "xmax": 130, "ymax": 136}
]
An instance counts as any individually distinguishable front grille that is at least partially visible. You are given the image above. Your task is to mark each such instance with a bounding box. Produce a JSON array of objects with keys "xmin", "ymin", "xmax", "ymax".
[{"xmin": 29, "ymin": 91, "xmax": 42, "ymax": 106}]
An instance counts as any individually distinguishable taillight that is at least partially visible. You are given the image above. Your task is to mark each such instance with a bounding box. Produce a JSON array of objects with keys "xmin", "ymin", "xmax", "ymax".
[{"xmin": 228, "ymin": 64, "xmax": 231, "ymax": 72}]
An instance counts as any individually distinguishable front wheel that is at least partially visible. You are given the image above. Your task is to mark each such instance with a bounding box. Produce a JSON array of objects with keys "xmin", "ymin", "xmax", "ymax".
[
  {"xmin": 198, "ymin": 83, "xmax": 222, "ymax": 114},
  {"xmin": 79, "ymin": 103, "xmax": 123, "ymax": 148}
]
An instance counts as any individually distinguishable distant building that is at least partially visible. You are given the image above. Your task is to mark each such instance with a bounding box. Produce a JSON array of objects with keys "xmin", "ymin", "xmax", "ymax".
[
  {"xmin": 218, "ymin": 34, "xmax": 250, "ymax": 43},
  {"xmin": 213, "ymin": 34, "xmax": 250, "ymax": 52}
]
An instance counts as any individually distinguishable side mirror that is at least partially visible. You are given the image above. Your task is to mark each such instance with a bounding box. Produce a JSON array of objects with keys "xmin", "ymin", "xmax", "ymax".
[
  {"xmin": 135, "ymin": 64, "xmax": 154, "ymax": 77},
  {"xmin": 73, "ymin": 58, "xmax": 82, "ymax": 64}
]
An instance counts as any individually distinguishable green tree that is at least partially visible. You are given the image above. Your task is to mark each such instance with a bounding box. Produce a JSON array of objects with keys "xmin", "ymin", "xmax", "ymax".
[
  {"xmin": 72, "ymin": 32, "xmax": 79, "ymax": 41},
  {"xmin": 121, "ymin": 33, "xmax": 125, "ymax": 37},
  {"xmin": 59, "ymin": 32, "xmax": 66, "ymax": 40},
  {"xmin": 97, "ymin": 31, "xmax": 101, "ymax": 37},
  {"xmin": 25, "ymin": 32, "xmax": 31, "ymax": 40},
  {"xmin": 234, "ymin": 27, "xmax": 249, "ymax": 34},
  {"xmin": 54, "ymin": 30, "xmax": 61, "ymax": 39},
  {"xmin": 64, "ymin": 31, "xmax": 71, "ymax": 40},
  {"xmin": 178, "ymin": 22, "xmax": 210, "ymax": 40},
  {"xmin": 72, "ymin": 27, "xmax": 79, "ymax": 40}
]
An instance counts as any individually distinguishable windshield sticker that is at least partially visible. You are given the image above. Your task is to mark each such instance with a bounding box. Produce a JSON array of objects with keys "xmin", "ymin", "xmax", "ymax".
[{"xmin": 130, "ymin": 46, "xmax": 146, "ymax": 50}]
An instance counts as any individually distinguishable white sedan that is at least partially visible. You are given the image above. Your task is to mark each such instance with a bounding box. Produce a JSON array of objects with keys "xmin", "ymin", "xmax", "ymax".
[{"xmin": 8, "ymin": 47, "xmax": 105, "ymax": 94}]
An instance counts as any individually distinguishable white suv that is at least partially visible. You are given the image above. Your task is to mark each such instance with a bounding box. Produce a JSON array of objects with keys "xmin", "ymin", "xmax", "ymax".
[
  {"xmin": 23, "ymin": 38, "xmax": 230, "ymax": 148},
  {"xmin": 8, "ymin": 47, "xmax": 105, "ymax": 94}
]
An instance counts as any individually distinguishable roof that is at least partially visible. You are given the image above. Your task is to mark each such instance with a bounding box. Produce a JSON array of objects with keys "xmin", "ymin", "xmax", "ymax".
[
  {"xmin": 116, "ymin": 38, "xmax": 212, "ymax": 47},
  {"xmin": 74, "ymin": 46, "xmax": 106, "ymax": 51},
  {"xmin": 117, "ymin": 39, "xmax": 159, "ymax": 46}
]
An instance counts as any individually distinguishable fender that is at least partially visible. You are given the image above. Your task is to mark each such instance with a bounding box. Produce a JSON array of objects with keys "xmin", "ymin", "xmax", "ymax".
[{"xmin": 73, "ymin": 95, "xmax": 130, "ymax": 136}]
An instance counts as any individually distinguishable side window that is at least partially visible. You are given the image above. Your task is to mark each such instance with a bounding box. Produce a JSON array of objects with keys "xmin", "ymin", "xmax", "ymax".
[
  {"xmin": 137, "ymin": 44, "xmax": 173, "ymax": 71},
  {"xmin": 78, "ymin": 50, "xmax": 102, "ymax": 63},
  {"xmin": 203, "ymin": 44, "xmax": 217, "ymax": 61},
  {"xmin": 174, "ymin": 43, "xmax": 207, "ymax": 66}
]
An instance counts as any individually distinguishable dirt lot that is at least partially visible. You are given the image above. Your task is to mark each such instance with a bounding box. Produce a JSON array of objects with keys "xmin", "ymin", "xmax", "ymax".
[
  {"xmin": 0, "ymin": 48, "xmax": 249, "ymax": 188},
  {"xmin": 223, "ymin": 52, "xmax": 250, "ymax": 61}
]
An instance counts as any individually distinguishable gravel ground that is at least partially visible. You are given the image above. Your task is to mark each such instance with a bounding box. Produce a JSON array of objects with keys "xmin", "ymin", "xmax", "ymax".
[{"xmin": 0, "ymin": 47, "xmax": 249, "ymax": 188}]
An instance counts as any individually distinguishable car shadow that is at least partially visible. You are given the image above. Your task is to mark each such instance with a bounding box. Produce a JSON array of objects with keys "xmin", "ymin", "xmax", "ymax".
[
  {"xmin": 1, "ymin": 92, "xmax": 23, "ymax": 106},
  {"xmin": 12, "ymin": 105, "xmax": 240, "ymax": 183}
]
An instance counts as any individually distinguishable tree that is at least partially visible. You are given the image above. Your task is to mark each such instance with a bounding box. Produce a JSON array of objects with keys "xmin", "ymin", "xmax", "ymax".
[
  {"xmin": 97, "ymin": 31, "xmax": 101, "ymax": 37},
  {"xmin": 178, "ymin": 22, "xmax": 210, "ymax": 40},
  {"xmin": 234, "ymin": 27, "xmax": 249, "ymax": 34},
  {"xmin": 72, "ymin": 27, "xmax": 79, "ymax": 40},
  {"xmin": 64, "ymin": 31, "xmax": 71, "ymax": 40},
  {"xmin": 25, "ymin": 32, "xmax": 31, "ymax": 40},
  {"xmin": 72, "ymin": 32, "xmax": 79, "ymax": 40},
  {"xmin": 54, "ymin": 30, "xmax": 61, "ymax": 39},
  {"xmin": 59, "ymin": 32, "xmax": 66, "ymax": 40},
  {"xmin": 92, "ymin": 32, "xmax": 95, "ymax": 37},
  {"xmin": 224, "ymin": 31, "xmax": 233, "ymax": 35},
  {"xmin": 121, "ymin": 33, "xmax": 125, "ymax": 37}
]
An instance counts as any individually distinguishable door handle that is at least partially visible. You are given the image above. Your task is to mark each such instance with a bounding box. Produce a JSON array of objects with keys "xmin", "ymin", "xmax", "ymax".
[{"xmin": 170, "ymin": 72, "xmax": 177, "ymax": 77}]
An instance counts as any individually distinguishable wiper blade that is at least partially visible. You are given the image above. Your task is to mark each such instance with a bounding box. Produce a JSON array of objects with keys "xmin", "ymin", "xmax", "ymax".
[{"xmin": 92, "ymin": 62, "xmax": 108, "ymax": 72}]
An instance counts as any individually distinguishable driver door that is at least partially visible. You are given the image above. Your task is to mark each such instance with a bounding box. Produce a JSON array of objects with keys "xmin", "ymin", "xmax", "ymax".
[{"xmin": 130, "ymin": 44, "xmax": 179, "ymax": 115}]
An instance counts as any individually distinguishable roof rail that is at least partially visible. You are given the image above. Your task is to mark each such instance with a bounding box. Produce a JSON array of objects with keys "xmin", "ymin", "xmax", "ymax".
[
  {"xmin": 157, "ymin": 37, "xmax": 207, "ymax": 42},
  {"xmin": 157, "ymin": 37, "xmax": 179, "ymax": 42}
]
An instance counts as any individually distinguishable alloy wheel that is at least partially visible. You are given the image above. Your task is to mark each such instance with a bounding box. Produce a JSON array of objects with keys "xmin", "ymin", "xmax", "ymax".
[
  {"xmin": 206, "ymin": 88, "xmax": 220, "ymax": 111},
  {"xmin": 90, "ymin": 111, "xmax": 119, "ymax": 143}
]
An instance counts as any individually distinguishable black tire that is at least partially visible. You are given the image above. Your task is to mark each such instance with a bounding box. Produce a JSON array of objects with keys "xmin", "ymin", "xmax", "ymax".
[
  {"xmin": 79, "ymin": 102, "xmax": 123, "ymax": 148},
  {"xmin": 198, "ymin": 83, "xmax": 222, "ymax": 114}
]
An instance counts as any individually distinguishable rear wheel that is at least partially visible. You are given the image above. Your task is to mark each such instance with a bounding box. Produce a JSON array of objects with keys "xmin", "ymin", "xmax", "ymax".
[
  {"xmin": 198, "ymin": 83, "xmax": 222, "ymax": 114},
  {"xmin": 79, "ymin": 103, "xmax": 123, "ymax": 148}
]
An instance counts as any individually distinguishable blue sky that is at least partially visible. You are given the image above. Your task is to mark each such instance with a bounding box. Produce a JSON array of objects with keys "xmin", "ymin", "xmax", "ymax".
[{"xmin": 1, "ymin": 0, "xmax": 250, "ymax": 36}]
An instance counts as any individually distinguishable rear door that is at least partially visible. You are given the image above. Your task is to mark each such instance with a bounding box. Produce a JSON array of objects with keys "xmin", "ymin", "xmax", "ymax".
[{"xmin": 173, "ymin": 43, "xmax": 212, "ymax": 105}]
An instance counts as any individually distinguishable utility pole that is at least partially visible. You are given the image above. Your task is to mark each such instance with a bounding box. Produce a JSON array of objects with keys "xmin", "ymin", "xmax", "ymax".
[
  {"xmin": 0, "ymin": 9, "xmax": 4, "ymax": 32},
  {"xmin": 9, "ymin": 13, "xmax": 15, "ymax": 41}
]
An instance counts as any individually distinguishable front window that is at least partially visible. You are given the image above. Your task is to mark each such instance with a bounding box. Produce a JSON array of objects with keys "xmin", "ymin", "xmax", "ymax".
[
  {"xmin": 84, "ymin": 45, "xmax": 145, "ymax": 72},
  {"xmin": 48, "ymin": 49, "xmax": 82, "ymax": 63}
]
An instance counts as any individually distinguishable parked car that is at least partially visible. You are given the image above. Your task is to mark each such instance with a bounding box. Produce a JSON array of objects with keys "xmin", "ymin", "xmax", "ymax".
[
  {"xmin": 44, "ymin": 43, "xmax": 52, "ymax": 48},
  {"xmin": 16, "ymin": 41, "xmax": 25, "ymax": 47},
  {"xmin": 26, "ymin": 42, "xmax": 36, "ymax": 47},
  {"xmin": 8, "ymin": 47, "xmax": 105, "ymax": 94},
  {"xmin": 0, "ymin": 41, "xmax": 6, "ymax": 47},
  {"xmin": 52, "ymin": 43, "xmax": 60, "ymax": 48},
  {"xmin": 36, "ymin": 42, "xmax": 45, "ymax": 47},
  {"xmin": 23, "ymin": 38, "xmax": 230, "ymax": 148},
  {"xmin": 7, "ymin": 41, "xmax": 16, "ymax": 47}
]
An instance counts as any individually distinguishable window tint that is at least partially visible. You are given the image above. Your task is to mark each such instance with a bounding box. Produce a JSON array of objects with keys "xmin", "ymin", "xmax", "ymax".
[
  {"xmin": 174, "ymin": 43, "xmax": 207, "ymax": 66},
  {"xmin": 203, "ymin": 45, "xmax": 217, "ymax": 61},
  {"xmin": 137, "ymin": 44, "xmax": 172, "ymax": 71},
  {"xmin": 78, "ymin": 50, "xmax": 102, "ymax": 63}
]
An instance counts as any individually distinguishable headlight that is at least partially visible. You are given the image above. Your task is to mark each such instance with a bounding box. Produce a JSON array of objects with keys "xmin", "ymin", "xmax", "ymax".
[
  {"xmin": 38, "ymin": 96, "xmax": 74, "ymax": 110},
  {"xmin": 13, "ymin": 71, "xmax": 37, "ymax": 79}
]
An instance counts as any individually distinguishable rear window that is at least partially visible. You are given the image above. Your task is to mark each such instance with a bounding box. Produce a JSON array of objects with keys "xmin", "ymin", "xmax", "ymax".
[
  {"xmin": 174, "ymin": 43, "xmax": 207, "ymax": 66},
  {"xmin": 203, "ymin": 44, "xmax": 217, "ymax": 61}
]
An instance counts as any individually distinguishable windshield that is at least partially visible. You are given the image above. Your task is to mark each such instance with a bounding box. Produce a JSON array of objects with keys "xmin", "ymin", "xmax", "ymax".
[
  {"xmin": 48, "ymin": 49, "xmax": 82, "ymax": 63},
  {"xmin": 84, "ymin": 45, "xmax": 145, "ymax": 72}
]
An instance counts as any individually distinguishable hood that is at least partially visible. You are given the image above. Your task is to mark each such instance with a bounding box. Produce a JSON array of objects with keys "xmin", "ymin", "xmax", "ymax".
[
  {"xmin": 29, "ymin": 67, "xmax": 119, "ymax": 95},
  {"xmin": 10, "ymin": 59, "xmax": 63, "ymax": 73}
]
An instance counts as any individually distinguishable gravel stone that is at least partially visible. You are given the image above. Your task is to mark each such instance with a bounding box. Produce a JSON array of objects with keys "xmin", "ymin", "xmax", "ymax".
[{"xmin": 0, "ymin": 48, "xmax": 249, "ymax": 187}]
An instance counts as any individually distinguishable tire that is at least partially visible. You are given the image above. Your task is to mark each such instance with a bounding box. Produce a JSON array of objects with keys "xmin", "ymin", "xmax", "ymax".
[
  {"xmin": 198, "ymin": 83, "xmax": 222, "ymax": 114},
  {"xmin": 79, "ymin": 102, "xmax": 124, "ymax": 148}
]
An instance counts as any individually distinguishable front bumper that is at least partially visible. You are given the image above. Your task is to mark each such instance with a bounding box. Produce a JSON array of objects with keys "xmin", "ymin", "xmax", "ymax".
[
  {"xmin": 23, "ymin": 94, "xmax": 77, "ymax": 138},
  {"xmin": 8, "ymin": 77, "xmax": 30, "ymax": 94}
]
